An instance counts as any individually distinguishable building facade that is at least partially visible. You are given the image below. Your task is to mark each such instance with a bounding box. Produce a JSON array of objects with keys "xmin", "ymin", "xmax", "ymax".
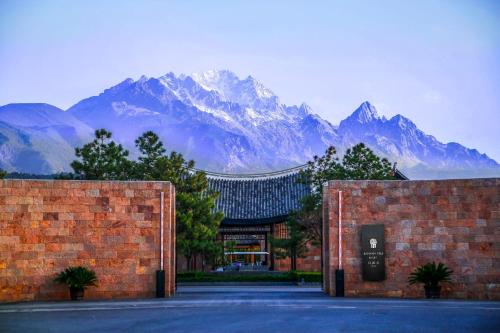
[{"xmin": 206, "ymin": 166, "xmax": 320, "ymax": 271}]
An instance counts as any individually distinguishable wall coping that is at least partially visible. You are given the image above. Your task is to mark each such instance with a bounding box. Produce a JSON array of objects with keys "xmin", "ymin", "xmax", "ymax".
[
  {"xmin": 324, "ymin": 178, "xmax": 500, "ymax": 187},
  {"xmin": 1, "ymin": 179, "xmax": 172, "ymax": 184}
]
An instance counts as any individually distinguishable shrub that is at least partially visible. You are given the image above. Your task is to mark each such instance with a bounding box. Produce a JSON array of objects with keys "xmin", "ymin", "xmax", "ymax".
[
  {"xmin": 54, "ymin": 266, "xmax": 98, "ymax": 289},
  {"xmin": 408, "ymin": 262, "xmax": 453, "ymax": 287},
  {"xmin": 176, "ymin": 271, "xmax": 322, "ymax": 283}
]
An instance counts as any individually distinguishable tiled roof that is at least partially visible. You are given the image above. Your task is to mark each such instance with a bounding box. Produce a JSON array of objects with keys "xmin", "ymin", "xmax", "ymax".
[
  {"xmin": 202, "ymin": 165, "xmax": 408, "ymax": 225},
  {"xmin": 205, "ymin": 166, "xmax": 311, "ymax": 225}
]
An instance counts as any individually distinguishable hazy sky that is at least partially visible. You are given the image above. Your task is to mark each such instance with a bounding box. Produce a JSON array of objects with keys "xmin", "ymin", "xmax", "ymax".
[{"xmin": 1, "ymin": 0, "xmax": 499, "ymax": 161}]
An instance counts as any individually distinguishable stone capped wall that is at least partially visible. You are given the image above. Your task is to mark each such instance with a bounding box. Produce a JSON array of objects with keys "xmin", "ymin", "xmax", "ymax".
[
  {"xmin": 0, "ymin": 179, "xmax": 175, "ymax": 302},
  {"xmin": 323, "ymin": 179, "xmax": 499, "ymax": 299}
]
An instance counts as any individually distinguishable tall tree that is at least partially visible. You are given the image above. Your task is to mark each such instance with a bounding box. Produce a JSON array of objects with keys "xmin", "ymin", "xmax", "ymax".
[
  {"xmin": 134, "ymin": 131, "xmax": 166, "ymax": 180},
  {"xmin": 297, "ymin": 143, "xmax": 396, "ymax": 245},
  {"xmin": 70, "ymin": 129, "xmax": 132, "ymax": 180},
  {"xmin": 0, "ymin": 169, "xmax": 7, "ymax": 179},
  {"xmin": 133, "ymin": 131, "xmax": 224, "ymax": 270}
]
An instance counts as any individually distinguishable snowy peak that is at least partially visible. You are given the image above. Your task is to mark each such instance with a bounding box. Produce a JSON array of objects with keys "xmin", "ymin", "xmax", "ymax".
[
  {"xmin": 242, "ymin": 75, "xmax": 275, "ymax": 99},
  {"xmin": 191, "ymin": 70, "xmax": 278, "ymax": 109},
  {"xmin": 299, "ymin": 103, "xmax": 313, "ymax": 114},
  {"xmin": 350, "ymin": 101, "xmax": 381, "ymax": 123},
  {"xmin": 389, "ymin": 114, "xmax": 416, "ymax": 130},
  {"xmin": 338, "ymin": 101, "xmax": 382, "ymax": 133}
]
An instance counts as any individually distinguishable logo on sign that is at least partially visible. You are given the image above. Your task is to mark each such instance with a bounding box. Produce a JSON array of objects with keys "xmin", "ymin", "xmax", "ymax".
[{"xmin": 370, "ymin": 238, "xmax": 377, "ymax": 249}]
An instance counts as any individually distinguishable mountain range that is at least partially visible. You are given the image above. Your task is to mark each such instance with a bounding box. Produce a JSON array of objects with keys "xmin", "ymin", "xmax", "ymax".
[{"xmin": 1, "ymin": 70, "xmax": 498, "ymax": 179}]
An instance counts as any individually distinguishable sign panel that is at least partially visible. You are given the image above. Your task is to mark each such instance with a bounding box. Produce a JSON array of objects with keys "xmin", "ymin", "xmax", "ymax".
[{"xmin": 361, "ymin": 224, "xmax": 385, "ymax": 281}]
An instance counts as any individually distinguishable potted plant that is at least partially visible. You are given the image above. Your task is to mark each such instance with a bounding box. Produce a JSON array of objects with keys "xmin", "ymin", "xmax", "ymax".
[
  {"xmin": 408, "ymin": 262, "xmax": 453, "ymax": 299},
  {"xmin": 54, "ymin": 266, "xmax": 98, "ymax": 300}
]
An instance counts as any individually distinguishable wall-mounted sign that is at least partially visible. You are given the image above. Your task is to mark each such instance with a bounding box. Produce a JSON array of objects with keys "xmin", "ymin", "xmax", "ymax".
[{"xmin": 361, "ymin": 224, "xmax": 385, "ymax": 281}]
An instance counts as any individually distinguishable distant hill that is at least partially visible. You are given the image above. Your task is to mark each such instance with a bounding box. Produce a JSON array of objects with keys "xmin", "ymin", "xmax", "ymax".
[{"xmin": 0, "ymin": 103, "xmax": 93, "ymax": 174}]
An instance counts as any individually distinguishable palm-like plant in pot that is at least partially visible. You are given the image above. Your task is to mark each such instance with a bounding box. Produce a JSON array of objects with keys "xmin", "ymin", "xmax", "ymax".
[
  {"xmin": 408, "ymin": 262, "xmax": 453, "ymax": 299},
  {"xmin": 54, "ymin": 266, "xmax": 98, "ymax": 300}
]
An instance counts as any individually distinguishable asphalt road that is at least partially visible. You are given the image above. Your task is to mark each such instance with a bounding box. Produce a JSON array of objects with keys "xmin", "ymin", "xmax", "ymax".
[{"xmin": 1, "ymin": 286, "xmax": 499, "ymax": 333}]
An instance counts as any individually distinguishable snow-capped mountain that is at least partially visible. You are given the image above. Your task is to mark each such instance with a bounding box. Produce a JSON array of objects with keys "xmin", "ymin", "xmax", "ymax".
[
  {"xmin": 336, "ymin": 102, "xmax": 499, "ymax": 178},
  {"xmin": 67, "ymin": 70, "xmax": 337, "ymax": 172},
  {"xmin": 0, "ymin": 70, "xmax": 498, "ymax": 179}
]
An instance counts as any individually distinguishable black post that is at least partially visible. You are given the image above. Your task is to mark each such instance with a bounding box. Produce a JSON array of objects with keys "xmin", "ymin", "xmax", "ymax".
[
  {"xmin": 156, "ymin": 270, "xmax": 165, "ymax": 298},
  {"xmin": 335, "ymin": 269, "xmax": 344, "ymax": 297}
]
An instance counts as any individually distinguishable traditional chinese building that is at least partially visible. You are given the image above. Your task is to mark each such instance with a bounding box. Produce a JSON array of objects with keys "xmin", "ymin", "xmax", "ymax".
[{"xmin": 205, "ymin": 165, "xmax": 315, "ymax": 271}]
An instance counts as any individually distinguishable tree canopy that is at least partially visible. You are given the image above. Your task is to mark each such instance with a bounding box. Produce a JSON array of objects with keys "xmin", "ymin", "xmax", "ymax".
[
  {"xmin": 293, "ymin": 143, "xmax": 396, "ymax": 246},
  {"xmin": 70, "ymin": 129, "xmax": 132, "ymax": 180},
  {"xmin": 342, "ymin": 143, "xmax": 394, "ymax": 180}
]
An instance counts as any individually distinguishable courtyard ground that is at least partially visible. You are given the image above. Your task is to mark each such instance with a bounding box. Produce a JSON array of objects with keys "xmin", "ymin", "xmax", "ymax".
[{"xmin": 0, "ymin": 286, "xmax": 499, "ymax": 333}]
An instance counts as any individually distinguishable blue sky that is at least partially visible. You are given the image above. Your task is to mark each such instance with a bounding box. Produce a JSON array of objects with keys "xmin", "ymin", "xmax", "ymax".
[{"xmin": 1, "ymin": 0, "xmax": 499, "ymax": 161}]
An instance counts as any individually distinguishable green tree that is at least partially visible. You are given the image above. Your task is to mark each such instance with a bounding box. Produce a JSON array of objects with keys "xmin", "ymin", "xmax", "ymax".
[
  {"xmin": 201, "ymin": 241, "xmax": 231, "ymax": 271},
  {"xmin": 297, "ymin": 143, "xmax": 396, "ymax": 246},
  {"xmin": 341, "ymin": 143, "xmax": 394, "ymax": 180},
  {"xmin": 296, "ymin": 146, "xmax": 344, "ymax": 245},
  {"xmin": 70, "ymin": 129, "xmax": 132, "ymax": 180},
  {"xmin": 271, "ymin": 211, "xmax": 308, "ymax": 271},
  {"xmin": 176, "ymin": 188, "xmax": 223, "ymax": 270},
  {"xmin": 134, "ymin": 131, "xmax": 166, "ymax": 180},
  {"xmin": 0, "ymin": 169, "xmax": 7, "ymax": 179},
  {"xmin": 299, "ymin": 146, "xmax": 344, "ymax": 204},
  {"xmin": 133, "ymin": 131, "xmax": 224, "ymax": 270}
]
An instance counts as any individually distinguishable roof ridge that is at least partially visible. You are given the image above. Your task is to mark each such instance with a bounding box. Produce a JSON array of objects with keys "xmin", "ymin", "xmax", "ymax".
[{"xmin": 192, "ymin": 164, "xmax": 308, "ymax": 179}]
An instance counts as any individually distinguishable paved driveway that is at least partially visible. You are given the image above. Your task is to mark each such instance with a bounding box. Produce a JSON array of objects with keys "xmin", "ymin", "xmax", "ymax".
[{"xmin": 1, "ymin": 286, "xmax": 499, "ymax": 333}]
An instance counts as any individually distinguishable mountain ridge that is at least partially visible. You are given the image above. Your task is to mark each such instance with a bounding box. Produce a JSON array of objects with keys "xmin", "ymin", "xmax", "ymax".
[{"xmin": 0, "ymin": 70, "xmax": 498, "ymax": 179}]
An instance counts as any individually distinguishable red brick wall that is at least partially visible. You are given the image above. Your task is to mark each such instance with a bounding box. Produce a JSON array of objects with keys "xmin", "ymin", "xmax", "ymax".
[
  {"xmin": 0, "ymin": 179, "xmax": 175, "ymax": 302},
  {"xmin": 323, "ymin": 179, "xmax": 499, "ymax": 299}
]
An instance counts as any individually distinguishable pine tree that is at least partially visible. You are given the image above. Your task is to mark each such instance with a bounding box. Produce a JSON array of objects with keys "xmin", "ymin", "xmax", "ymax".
[
  {"xmin": 341, "ymin": 143, "xmax": 394, "ymax": 180},
  {"xmin": 0, "ymin": 169, "xmax": 7, "ymax": 179},
  {"xmin": 70, "ymin": 129, "xmax": 132, "ymax": 180},
  {"xmin": 134, "ymin": 131, "xmax": 166, "ymax": 180},
  {"xmin": 133, "ymin": 131, "xmax": 224, "ymax": 270}
]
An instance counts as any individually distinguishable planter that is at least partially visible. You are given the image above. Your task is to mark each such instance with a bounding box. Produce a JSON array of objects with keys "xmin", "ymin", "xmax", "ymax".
[
  {"xmin": 424, "ymin": 285, "xmax": 441, "ymax": 299},
  {"xmin": 69, "ymin": 287, "xmax": 85, "ymax": 301}
]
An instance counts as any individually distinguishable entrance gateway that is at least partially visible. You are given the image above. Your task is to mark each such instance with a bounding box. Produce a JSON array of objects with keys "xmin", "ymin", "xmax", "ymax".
[{"xmin": 192, "ymin": 165, "xmax": 407, "ymax": 272}]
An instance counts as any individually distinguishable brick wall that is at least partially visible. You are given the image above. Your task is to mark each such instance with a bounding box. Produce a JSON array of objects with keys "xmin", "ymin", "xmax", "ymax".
[
  {"xmin": 323, "ymin": 179, "xmax": 499, "ymax": 299},
  {"xmin": 0, "ymin": 179, "xmax": 175, "ymax": 302}
]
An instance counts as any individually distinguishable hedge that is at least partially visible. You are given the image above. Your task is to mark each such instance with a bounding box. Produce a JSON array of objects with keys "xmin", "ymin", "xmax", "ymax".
[{"xmin": 177, "ymin": 271, "xmax": 322, "ymax": 283}]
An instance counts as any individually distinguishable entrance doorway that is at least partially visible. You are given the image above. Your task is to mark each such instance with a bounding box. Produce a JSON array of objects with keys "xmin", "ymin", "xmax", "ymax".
[{"xmin": 221, "ymin": 229, "xmax": 270, "ymax": 271}]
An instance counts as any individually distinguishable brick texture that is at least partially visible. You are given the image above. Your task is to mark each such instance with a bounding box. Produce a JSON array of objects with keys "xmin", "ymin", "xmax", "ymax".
[
  {"xmin": 323, "ymin": 179, "xmax": 500, "ymax": 299},
  {"xmin": 0, "ymin": 180, "xmax": 175, "ymax": 302}
]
